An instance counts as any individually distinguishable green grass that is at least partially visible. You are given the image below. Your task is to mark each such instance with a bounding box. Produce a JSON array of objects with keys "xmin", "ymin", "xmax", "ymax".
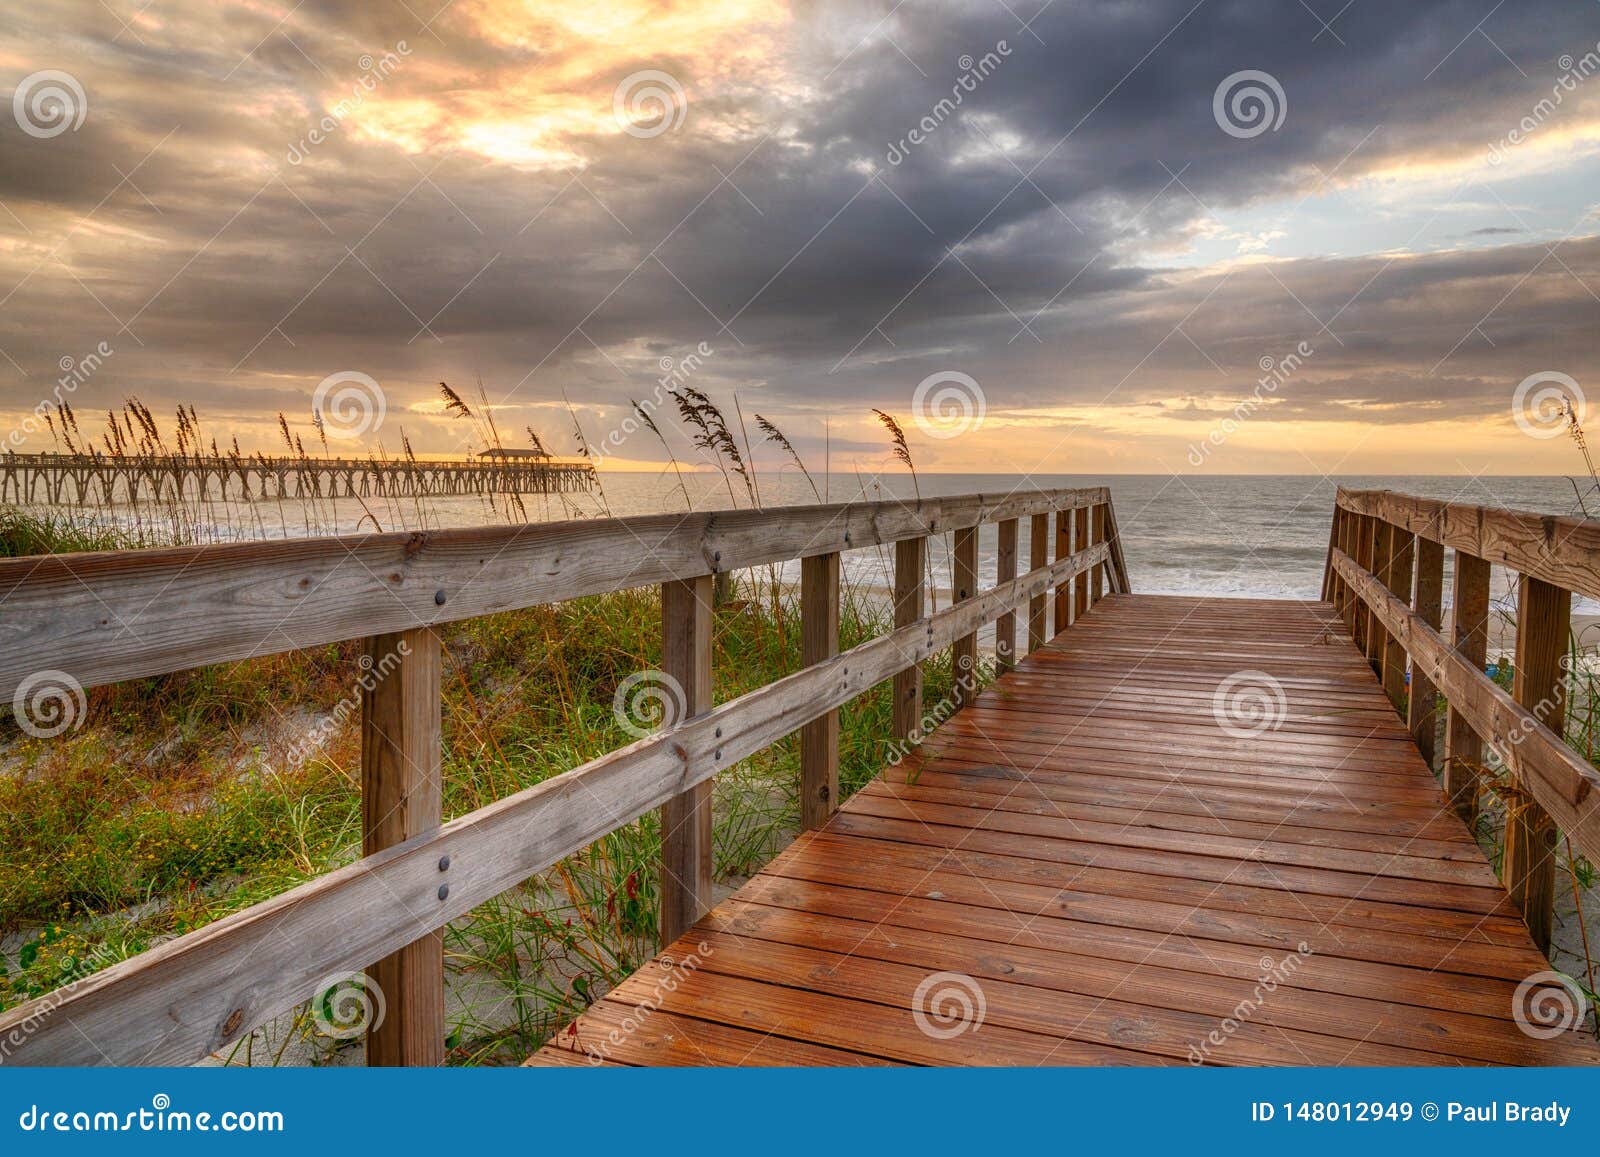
[
  {"xmin": 0, "ymin": 508, "xmax": 143, "ymax": 556},
  {"xmin": 0, "ymin": 517, "xmax": 980, "ymax": 1064}
]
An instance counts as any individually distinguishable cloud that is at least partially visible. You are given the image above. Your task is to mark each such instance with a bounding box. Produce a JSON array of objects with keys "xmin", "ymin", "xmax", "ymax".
[{"xmin": 1, "ymin": 0, "xmax": 1599, "ymax": 469}]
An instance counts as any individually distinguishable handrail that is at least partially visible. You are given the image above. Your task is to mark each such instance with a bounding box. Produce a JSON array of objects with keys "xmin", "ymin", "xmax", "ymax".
[
  {"xmin": 0, "ymin": 488, "xmax": 1112, "ymax": 699},
  {"xmin": 1325, "ymin": 487, "xmax": 1600, "ymax": 954},
  {"xmin": 0, "ymin": 488, "xmax": 1129, "ymax": 1065},
  {"xmin": 1337, "ymin": 488, "xmax": 1600, "ymax": 603},
  {"xmin": 1329, "ymin": 547, "xmax": 1600, "ymax": 859}
]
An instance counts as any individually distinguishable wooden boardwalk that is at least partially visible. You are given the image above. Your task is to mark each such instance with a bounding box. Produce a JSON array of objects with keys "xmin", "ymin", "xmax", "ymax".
[{"xmin": 531, "ymin": 594, "xmax": 1600, "ymax": 1067}]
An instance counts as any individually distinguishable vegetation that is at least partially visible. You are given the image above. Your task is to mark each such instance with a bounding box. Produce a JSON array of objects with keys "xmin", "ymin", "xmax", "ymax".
[{"xmin": 0, "ymin": 396, "xmax": 986, "ymax": 1064}]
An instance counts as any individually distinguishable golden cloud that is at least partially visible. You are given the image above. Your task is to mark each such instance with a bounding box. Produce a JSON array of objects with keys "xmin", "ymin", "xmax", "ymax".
[{"xmin": 344, "ymin": 0, "xmax": 793, "ymax": 168}]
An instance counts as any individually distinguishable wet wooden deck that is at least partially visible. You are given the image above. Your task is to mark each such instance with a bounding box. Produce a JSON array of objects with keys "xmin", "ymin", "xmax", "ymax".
[{"xmin": 530, "ymin": 595, "xmax": 1600, "ymax": 1067}]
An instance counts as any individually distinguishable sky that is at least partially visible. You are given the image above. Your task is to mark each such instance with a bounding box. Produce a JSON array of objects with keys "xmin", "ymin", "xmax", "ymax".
[{"xmin": 3, "ymin": 0, "xmax": 1600, "ymax": 476}]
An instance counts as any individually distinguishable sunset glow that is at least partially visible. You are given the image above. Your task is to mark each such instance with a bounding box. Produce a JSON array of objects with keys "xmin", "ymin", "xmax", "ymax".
[{"xmin": 2, "ymin": 1, "xmax": 1599, "ymax": 476}]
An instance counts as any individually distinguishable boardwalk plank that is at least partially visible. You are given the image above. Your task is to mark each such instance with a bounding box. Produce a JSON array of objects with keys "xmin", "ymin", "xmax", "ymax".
[{"xmin": 535, "ymin": 595, "xmax": 1600, "ymax": 1067}]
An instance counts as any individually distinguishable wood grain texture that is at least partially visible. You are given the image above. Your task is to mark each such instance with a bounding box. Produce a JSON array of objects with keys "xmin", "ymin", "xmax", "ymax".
[
  {"xmin": 1338, "ymin": 488, "xmax": 1600, "ymax": 603},
  {"xmin": 1321, "ymin": 506, "xmax": 1341, "ymax": 602},
  {"xmin": 1340, "ymin": 509, "xmax": 1358, "ymax": 626},
  {"xmin": 659, "ymin": 575, "xmax": 715, "ymax": 946},
  {"xmin": 995, "ymin": 518, "xmax": 1018, "ymax": 672},
  {"xmin": 1053, "ymin": 509, "xmax": 1072, "ymax": 632},
  {"xmin": 1091, "ymin": 504, "xmax": 1107, "ymax": 604},
  {"xmin": 1506, "ymin": 574, "xmax": 1570, "ymax": 953},
  {"xmin": 1073, "ymin": 506, "xmax": 1091, "ymax": 620},
  {"xmin": 538, "ymin": 594, "xmax": 1598, "ymax": 1067},
  {"xmin": 1409, "ymin": 535, "xmax": 1445, "ymax": 769},
  {"xmin": 0, "ymin": 488, "xmax": 1108, "ymax": 699},
  {"xmin": 1382, "ymin": 525, "xmax": 1414, "ymax": 707},
  {"xmin": 1353, "ymin": 514, "xmax": 1374, "ymax": 653},
  {"xmin": 1332, "ymin": 548, "xmax": 1600, "ymax": 868},
  {"xmin": 892, "ymin": 537, "xmax": 926, "ymax": 740},
  {"xmin": 1445, "ymin": 550, "xmax": 1491, "ymax": 820},
  {"xmin": 952, "ymin": 526, "xmax": 978, "ymax": 711},
  {"xmin": 360, "ymin": 627, "xmax": 444, "ymax": 1067},
  {"xmin": 1028, "ymin": 513, "xmax": 1050, "ymax": 649},
  {"xmin": 1367, "ymin": 519, "xmax": 1392, "ymax": 673},
  {"xmin": 799, "ymin": 552, "xmax": 840, "ymax": 831}
]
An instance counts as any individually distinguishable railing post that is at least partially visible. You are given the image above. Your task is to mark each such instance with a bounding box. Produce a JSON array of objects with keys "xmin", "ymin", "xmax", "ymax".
[
  {"xmin": 1340, "ymin": 508, "xmax": 1359, "ymax": 627},
  {"xmin": 1365, "ymin": 519, "xmax": 1391, "ymax": 674},
  {"xmin": 892, "ymin": 537, "xmax": 926, "ymax": 740},
  {"xmin": 360, "ymin": 626, "xmax": 445, "ymax": 1067},
  {"xmin": 799, "ymin": 552, "xmax": 840, "ymax": 830},
  {"xmin": 1053, "ymin": 508, "xmax": 1072, "ymax": 632},
  {"xmin": 1321, "ymin": 505, "xmax": 1341, "ymax": 603},
  {"xmin": 1091, "ymin": 504, "xmax": 1107, "ymax": 604},
  {"xmin": 1351, "ymin": 514, "xmax": 1374, "ymax": 649},
  {"xmin": 995, "ymin": 518, "xmax": 1018, "ymax": 671},
  {"xmin": 1444, "ymin": 550, "xmax": 1491, "ymax": 821},
  {"xmin": 952, "ymin": 525, "xmax": 978, "ymax": 710},
  {"xmin": 1073, "ymin": 505, "xmax": 1091, "ymax": 620},
  {"xmin": 1028, "ymin": 514, "xmax": 1049, "ymax": 650},
  {"xmin": 1506, "ymin": 574, "xmax": 1570, "ymax": 954},
  {"xmin": 658, "ymin": 574, "xmax": 714, "ymax": 946},
  {"xmin": 1409, "ymin": 534, "xmax": 1444, "ymax": 769},
  {"xmin": 1329, "ymin": 507, "xmax": 1348, "ymax": 622},
  {"xmin": 1381, "ymin": 526, "xmax": 1414, "ymax": 708}
]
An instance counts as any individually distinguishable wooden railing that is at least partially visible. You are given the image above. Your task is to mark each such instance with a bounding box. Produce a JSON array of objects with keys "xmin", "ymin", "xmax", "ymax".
[
  {"xmin": 0, "ymin": 488, "xmax": 1130, "ymax": 1065},
  {"xmin": 1324, "ymin": 488, "xmax": 1600, "ymax": 952}
]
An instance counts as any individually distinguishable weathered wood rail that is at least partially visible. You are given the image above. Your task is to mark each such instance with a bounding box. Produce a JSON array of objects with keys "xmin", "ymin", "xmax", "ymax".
[
  {"xmin": 1326, "ymin": 488, "xmax": 1600, "ymax": 952},
  {"xmin": 0, "ymin": 451, "xmax": 594, "ymax": 506},
  {"xmin": 0, "ymin": 487, "xmax": 1124, "ymax": 1065}
]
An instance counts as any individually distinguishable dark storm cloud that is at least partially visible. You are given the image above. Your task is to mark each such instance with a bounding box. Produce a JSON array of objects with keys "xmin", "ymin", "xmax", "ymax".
[{"xmin": 1, "ymin": 0, "xmax": 1598, "ymax": 458}]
